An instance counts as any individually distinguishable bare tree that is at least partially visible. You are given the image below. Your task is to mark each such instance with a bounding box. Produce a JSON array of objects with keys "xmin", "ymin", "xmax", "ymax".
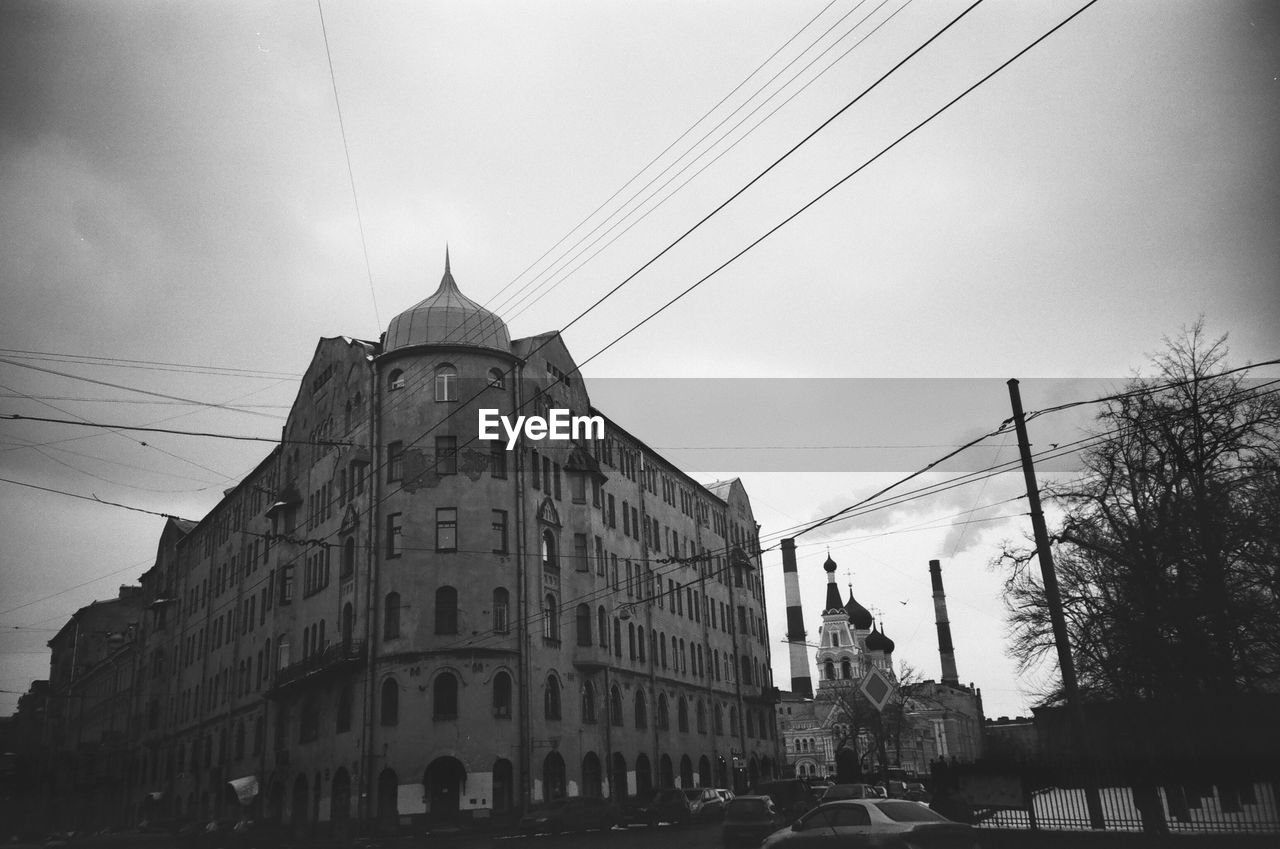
[{"xmin": 999, "ymin": 322, "xmax": 1280, "ymax": 702}]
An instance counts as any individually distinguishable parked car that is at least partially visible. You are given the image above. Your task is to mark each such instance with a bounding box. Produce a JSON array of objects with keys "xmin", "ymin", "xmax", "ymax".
[
  {"xmin": 903, "ymin": 782, "xmax": 931, "ymax": 803},
  {"xmin": 685, "ymin": 787, "xmax": 727, "ymax": 820},
  {"xmin": 716, "ymin": 788, "xmax": 736, "ymax": 806},
  {"xmin": 634, "ymin": 788, "xmax": 695, "ymax": 825},
  {"xmin": 722, "ymin": 795, "xmax": 786, "ymax": 848},
  {"xmin": 760, "ymin": 800, "xmax": 978, "ymax": 849},
  {"xmin": 518, "ymin": 797, "xmax": 620, "ymax": 835},
  {"xmin": 819, "ymin": 784, "xmax": 879, "ymax": 802},
  {"xmin": 752, "ymin": 779, "xmax": 821, "ymax": 821}
]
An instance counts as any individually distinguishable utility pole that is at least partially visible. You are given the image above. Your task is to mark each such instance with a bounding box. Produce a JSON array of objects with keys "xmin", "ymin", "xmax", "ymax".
[{"xmin": 1007, "ymin": 378, "xmax": 1105, "ymax": 830}]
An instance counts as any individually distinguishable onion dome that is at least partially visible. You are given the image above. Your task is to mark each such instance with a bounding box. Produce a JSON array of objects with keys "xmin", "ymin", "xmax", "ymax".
[
  {"xmin": 383, "ymin": 249, "xmax": 510, "ymax": 354},
  {"xmin": 866, "ymin": 625, "xmax": 892, "ymax": 653},
  {"xmin": 844, "ymin": 587, "xmax": 874, "ymax": 630},
  {"xmin": 823, "ymin": 553, "xmax": 837, "ymax": 574},
  {"xmin": 880, "ymin": 626, "xmax": 896, "ymax": 654}
]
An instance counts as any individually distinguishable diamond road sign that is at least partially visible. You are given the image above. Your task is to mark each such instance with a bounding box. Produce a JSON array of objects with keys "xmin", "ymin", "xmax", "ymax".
[{"xmin": 859, "ymin": 667, "xmax": 896, "ymax": 712}]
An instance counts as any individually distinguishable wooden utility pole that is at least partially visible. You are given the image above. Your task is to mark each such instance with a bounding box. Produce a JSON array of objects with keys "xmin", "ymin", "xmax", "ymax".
[{"xmin": 1007, "ymin": 378, "xmax": 1105, "ymax": 830}]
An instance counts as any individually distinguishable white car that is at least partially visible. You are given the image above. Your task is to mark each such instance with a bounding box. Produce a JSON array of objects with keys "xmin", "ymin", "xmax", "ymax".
[{"xmin": 760, "ymin": 799, "xmax": 978, "ymax": 849}]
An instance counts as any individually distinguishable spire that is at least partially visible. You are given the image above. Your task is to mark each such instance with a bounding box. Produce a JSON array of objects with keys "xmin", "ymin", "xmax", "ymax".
[
  {"xmin": 822, "ymin": 553, "xmax": 844, "ymax": 614},
  {"xmin": 445, "ymin": 243, "xmax": 451, "ymax": 275}
]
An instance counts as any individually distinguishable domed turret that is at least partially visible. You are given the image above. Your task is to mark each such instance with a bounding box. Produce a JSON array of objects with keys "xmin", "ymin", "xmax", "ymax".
[
  {"xmin": 383, "ymin": 250, "xmax": 510, "ymax": 354},
  {"xmin": 844, "ymin": 587, "xmax": 873, "ymax": 631}
]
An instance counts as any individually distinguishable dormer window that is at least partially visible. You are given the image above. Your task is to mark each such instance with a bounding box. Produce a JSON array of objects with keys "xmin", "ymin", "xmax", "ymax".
[
  {"xmin": 389, "ymin": 369, "xmax": 406, "ymax": 391},
  {"xmin": 488, "ymin": 368, "xmax": 505, "ymax": 389}
]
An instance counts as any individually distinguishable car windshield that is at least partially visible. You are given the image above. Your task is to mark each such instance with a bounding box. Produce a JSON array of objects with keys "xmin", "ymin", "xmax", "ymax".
[
  {"xmin": 726, "ymin": 798, "xmax": 771, "ymax": 818},
  {"xmin": 874, "ymin": 801, "xmax": 949, "ymax": 823}
]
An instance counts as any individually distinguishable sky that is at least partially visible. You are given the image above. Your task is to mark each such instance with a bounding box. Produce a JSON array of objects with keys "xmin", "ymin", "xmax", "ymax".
[{"xmin": 0, "ymin": 0, "xmax": 1277, "ymax": 717}]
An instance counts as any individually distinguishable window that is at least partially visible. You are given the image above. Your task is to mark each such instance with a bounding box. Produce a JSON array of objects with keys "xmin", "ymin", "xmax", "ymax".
[
  {"xmin": 387, "ymin": 442, "xmax": 404, "ymax": 482},
  {"xmin": 581, "ymin": 680, "xmax": 597, "ymax": 723},
  {"xmin": 634, "ymin": 690, "xmax": 648, "ymax": 729},
  {"xmin": 337, "ymin": 685, "xmax": 353, "ymax": 733},
  {"xmin": 576, "ymin": 604, "xmax": 592, "ymax": 647},
  {"xmin": 544, "ymin": 675, "xmax": 561, "ymax": 720},
  {"xmin": 340, "ymin": 537, "xmax": 355, "ymax": 579},
  {"xmin": 435, "ymin": 364, "xmax": 457, "ymax": 401},
  {"xmin": 610, "ymin": 686, "xmax": 624, "ymax": 727},
  {"xmin": 492, "ymin": 588, "xmax": 510, "ymax": 633},
  {"xmin": 388, "ymin": 369, "xmax": 405, "ymax": 391},
  {"xmin": 435, "ymin": 586, "xmax": 458, "ymax": 635},
  {"xmin": 656, "ymin": 694, "xmax": 669, "ymax": 730},
  {"xmin": 696, "ymin": 700, "xmax": 707, "ymax": 734},
  {"xmin": 433, "ymin": 672, "xmax": 458, "ymax": 720},
  {"xmin": 383, "ymin": 593, "xmax": 400, "ymax": 640},
  {"xmin": 380, "ymin": 679, "xmax": 399, "ymax": 726},
  {"xmin": 573, "ymin": 534, "xmax": 588, "ymax": 572},
  {"xmin": 488, "ymin": 367, "xmax": 505, "ymax": 389},
  {"xmin": 543, "ymin": 594, "xmax": 559, "ymax": 642},
  {"xmin": 492, "ymin": 511, "xmax": 508, "ymax": 554},
  {"xmin": 490, "ymin": 443, "xmax": 507, "ymax": 479},
  {"xmin": 493, "ymin": 671, "xmax": 512, "ymax": 718},
  {"xmin": 386, "ymin": 513, "xmax": 403, "ymax": 558},
  {"xmin": 435, "ymin": 436, "xmax": 457, "ymax": 475},
  {"xmin": 436, "ymin": 508, "xmax": 457, "ymax": 551},
  {"xmin": 541, "ymin": 530, "xmax": 558, "ymax": 572},
  {"xmin": 598, "ymin": 606, "xmax": 609, "ymax": 649},
  {"xmin": 677, "ymin": 697, "xmax": 689, "ymax": 732}
]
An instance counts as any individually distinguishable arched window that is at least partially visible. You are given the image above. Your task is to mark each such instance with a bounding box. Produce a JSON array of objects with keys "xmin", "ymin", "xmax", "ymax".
[
  {"xmin": 383, "ymin": 593, "xmax": 400, "ymax": 641},
  {"xmin": 380, "ymin": 678, "xmax": 399, "ymax": 726},
  {"xmin": 841, "ymin": 659, "xmax": 852, "ymax": 679},
  {"xmin": 714, "ymin": 704, "xmax": 724, "ymax": 735},
  {"xmin": 493, "ymin": 671, "xmax": 512, "ymax": 718},
  {"xmin": 729, "ymin": 706, "xmax": 739, "ymax": 735},
  {"xmin": 435, "ymin": 586, "xmax": 458, "ymax": 635},
  {"xmin": 656, "ymin": 693, "xmax": 670, "ymax": 730},
  {"xmin": 659, "ymin": 632, "xmax": 668, "ymax": 669},
  {"xmin": 613, "ymin": 618, "xmax": 622, "ymax": 656},
  {"xmin": 576, "ymin": 604, "xmax": 592, "ymax": 647},
  {"xmin": 388, "ymin": 369, "xmax": 405, "ymax": 391},
  {"xmin": 435, "ymin": 364, "xmax": 457, "ymax": 401},
  {"xmin": 341, "ymin": 603, "xmax": 354, "ymax": 651},
  {"xmin": 823, "ymin": 660, "xmax": 835, "ymax": 680},
  {"xmin": 597, "ymin": 606, "xmax": 609, "ymax": 648},
  {"xmin": 581, "ymin": 680, "xmax": 597, "ymax": 723},
  {"xmin": 492, "ymin": 588, "xmax": 510, "ymax": 633},
  {"xmin": 542, "ymin": 752, "xmax": 566, "ymax": 802},
  {"xmin": 541, "ymin": 531, "xmax": 559, "ymax": 573},
  {"xmin": 637, "ymin": 626, "xmax": 646, "ymax": 662},
  {"xmin": 543, "ymin": 594, "xmax": 559, "ymax": 641},
  {"xmin": 610, "ymin": 686, "xmax": 624, "ymax": 727},
  {"xmin": 696, "ymin": 700, "xmax": 707, "ymax": 734},
  {"xmin": 634, "ymin": 689, "xmax": 648, "ymax": 729},
  {"xmin": 433, "ymin": 672, "xmax": 458, "ymax": 720},
  {"xmin": 487, "ymin": 368, "xmax": 505, "ymax": 389},
  {"xmin": 544, "ymin": 675, "xmax": 561, "ymax": 720},
  {"xmin": 628, "ymin": 623, "xmax": 636, "ymax": 660},
  {"xmin": 677, "ymin": 697, "xmax": 689, "ymax": 732}
]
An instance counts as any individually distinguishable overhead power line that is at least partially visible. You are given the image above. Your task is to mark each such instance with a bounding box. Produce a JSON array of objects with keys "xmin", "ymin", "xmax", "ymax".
[
  {"xmin": 3, "ymin": 414, "xmax": 349, "ymax": 447},
  {"xmin": 0, "ymin": 348, "xmax": 300, "ymax": 380}
]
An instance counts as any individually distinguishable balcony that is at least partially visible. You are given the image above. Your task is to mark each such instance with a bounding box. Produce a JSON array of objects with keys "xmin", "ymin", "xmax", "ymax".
[{"xmin": 268, "ymin": 640, "xmax": 366, "ymax": 697}]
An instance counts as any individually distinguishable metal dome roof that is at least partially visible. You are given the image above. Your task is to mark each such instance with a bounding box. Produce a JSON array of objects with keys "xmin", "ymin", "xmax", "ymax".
[
  {"xmin": 844, "ymin": 588, "xmax": 874, "ymax": 631},
  {"xmin": 383, "ymin": 251, "xmax": 510, "ymax": 355}
]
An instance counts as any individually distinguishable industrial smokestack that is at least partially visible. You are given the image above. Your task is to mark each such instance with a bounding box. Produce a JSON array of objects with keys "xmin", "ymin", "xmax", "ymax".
[
  {"xmin": 782, "ymin": 539, "xmax": 812, "ymax": 698},
  {"xmin": 930, "ymin": 559, "xmax": 960, "ymax": 686}
]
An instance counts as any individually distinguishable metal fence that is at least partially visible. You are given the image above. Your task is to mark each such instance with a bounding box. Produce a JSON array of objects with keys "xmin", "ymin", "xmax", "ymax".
[{"xmin": 970, "ymin": 780, "xmax": 1280, "ymax": 833}]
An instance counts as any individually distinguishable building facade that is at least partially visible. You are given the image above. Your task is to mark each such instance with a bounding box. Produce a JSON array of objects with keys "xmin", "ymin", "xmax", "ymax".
[{"xmin": 26, "ymin": 259, "xmax": 781, "ymax": 834}]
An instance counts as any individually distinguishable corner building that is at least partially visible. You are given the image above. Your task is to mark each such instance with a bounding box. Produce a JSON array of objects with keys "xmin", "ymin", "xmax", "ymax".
[{"xmin": 134, "ymin": 259, "xmax": 780, "ymax": 835}]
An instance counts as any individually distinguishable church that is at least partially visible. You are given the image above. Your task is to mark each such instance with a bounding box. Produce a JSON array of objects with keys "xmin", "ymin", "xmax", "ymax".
[{"xmin": 776, "ymin": 544, "xmax": 984, "ymax": 782}]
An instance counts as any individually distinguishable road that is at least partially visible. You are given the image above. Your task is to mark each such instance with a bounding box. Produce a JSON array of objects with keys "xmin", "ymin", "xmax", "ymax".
[{"xmin": 497, "ymin": 821, "xmax": 725, "ymax": 849}]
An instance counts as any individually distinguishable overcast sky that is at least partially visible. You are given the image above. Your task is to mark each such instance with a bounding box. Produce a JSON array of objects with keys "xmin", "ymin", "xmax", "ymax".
[{"xmin": 1, "ymin": 0, "xmax": 1277, "ymax": 717}]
